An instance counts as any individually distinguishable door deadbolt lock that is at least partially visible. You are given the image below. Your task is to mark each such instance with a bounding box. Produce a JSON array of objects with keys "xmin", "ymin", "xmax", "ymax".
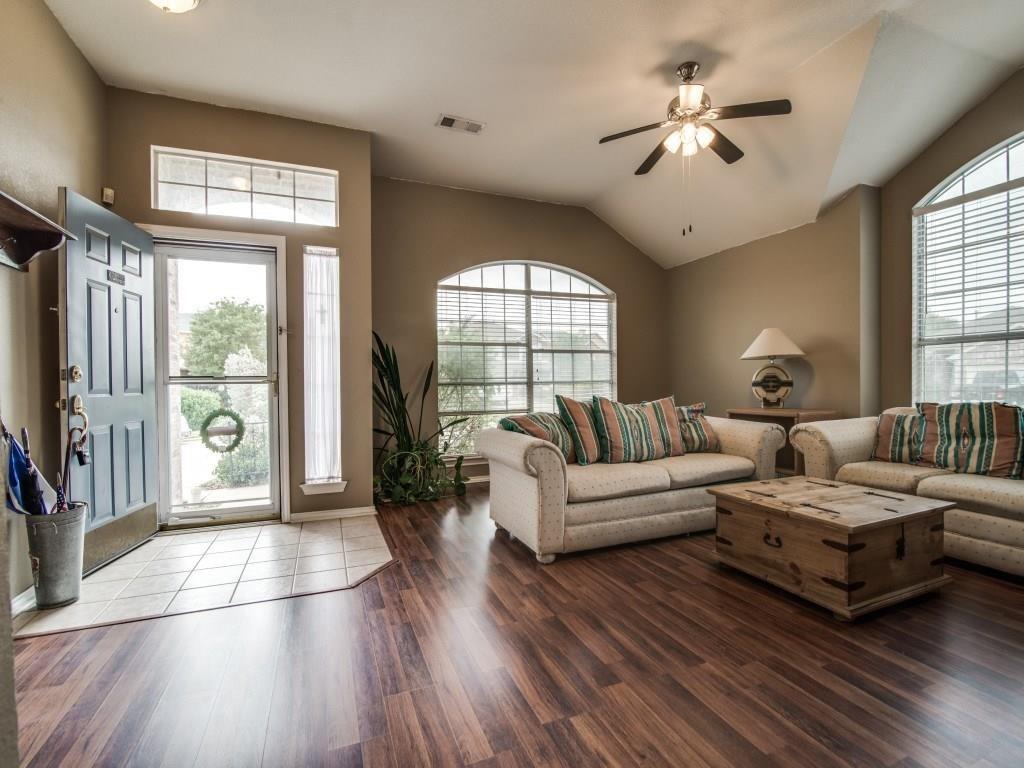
[{"xmin": 69, "ymin": 364, "xmax": 83, "ymax": 383}]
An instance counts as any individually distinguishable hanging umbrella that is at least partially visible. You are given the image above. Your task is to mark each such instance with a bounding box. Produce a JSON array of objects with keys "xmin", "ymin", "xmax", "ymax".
[
  {"xmin": 4, "ymin": 427, "xmax": 55, "ymax": 515},
  {"xmin": 19, "ymin": 428, "xmax": 47, "ymax": 515}
]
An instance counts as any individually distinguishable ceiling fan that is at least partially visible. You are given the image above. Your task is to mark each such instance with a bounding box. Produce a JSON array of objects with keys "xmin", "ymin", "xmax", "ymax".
[{"xmin": 599, "ymin": 61, "xmax": 792, "ymax": 174}]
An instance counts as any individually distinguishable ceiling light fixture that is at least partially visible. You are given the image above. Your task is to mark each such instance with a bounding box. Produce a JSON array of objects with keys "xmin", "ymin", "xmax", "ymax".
[
  {"xmin": 149, "ymin": 0, "xmax": 203, "ymax": 13},
  {"xmin": 696, "ymin": 124, "xmax": 715, "ymax": 149},
  {"xmin": 680, "ymin": 121, "xmax": 698, "ymax": 145},
  {"xmin": 663, "ymin": 130, "xmax": 683, "ymax": 154}
]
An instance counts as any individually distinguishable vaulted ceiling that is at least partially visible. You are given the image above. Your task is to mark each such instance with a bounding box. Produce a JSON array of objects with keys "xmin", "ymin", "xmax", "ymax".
[{"xmin": 46, "ymin": 0, "xmax": 1024, "ymax": 267}]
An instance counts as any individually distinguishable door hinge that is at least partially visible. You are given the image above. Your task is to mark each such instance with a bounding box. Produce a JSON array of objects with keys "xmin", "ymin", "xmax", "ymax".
[{"xmin": 270, "ymin": 372, "xmax": 279, "ymax": 396}]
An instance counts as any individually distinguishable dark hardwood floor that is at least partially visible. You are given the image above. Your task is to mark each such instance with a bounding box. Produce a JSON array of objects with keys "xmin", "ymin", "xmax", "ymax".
[{"xmin": 13, "ymin": 487, "xmax": 1024, "ymax": 767}]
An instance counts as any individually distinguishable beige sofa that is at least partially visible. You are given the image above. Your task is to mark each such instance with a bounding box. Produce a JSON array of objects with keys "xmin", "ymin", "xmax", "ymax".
[
  {"xmin": 790, "ymin": 408, "xmax": 1024, "ymax": 576},
  {"xmin": 476, "ymin": 417, "xmax": 786, "ymax": 563}
]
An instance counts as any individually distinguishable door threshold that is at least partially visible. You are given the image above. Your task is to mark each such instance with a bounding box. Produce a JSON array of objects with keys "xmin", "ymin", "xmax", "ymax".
[{"xmin": 161, "ymin": 512, "xmax": 280, "ymax": 532}]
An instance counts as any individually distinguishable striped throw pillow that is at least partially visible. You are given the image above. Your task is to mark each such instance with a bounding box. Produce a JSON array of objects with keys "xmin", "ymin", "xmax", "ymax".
[
  {"xmin": 556, "ymin": 395, "xmax": 602, "ymax": 465},
  {"xmin": 499, "ymin": 413, "xmax": 577, "ymax": 463},
  {"xmin": 591, "ymin": 396, "xmax": 685, "ymax": 463},
  {"xmin": 872, "ymin": 412, "xmax": 921, "ymax": 463},
  {"xmin": 955, "ymin": 402, "xmax": 1021, "ymax": 478},
  {"xmin": 645, "ymin": 396, "xmax": 686, "ymax": 458},
  {"xmin": 1015, "ymin": 407, "xmax": 1024, "ymax": 480},
  {"xmin": 918, "ymin": 401, "xmax": 1023, "ymax": 477},
  {"xmin": 917, "ymin": 403, "xmax": 960, "ymax": 470},
  {"xmin": 676, "ymin": 402, "xmax": 720, "ymax": 453}
]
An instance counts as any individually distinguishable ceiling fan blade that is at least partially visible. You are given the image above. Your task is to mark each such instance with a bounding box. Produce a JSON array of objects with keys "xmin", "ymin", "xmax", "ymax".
[
  {"xmin": 704, "ymin": 125, "xmax": 744, "ymax": 164},
  {"xmin": 709, "ymin": 99, "xmax": 792, "ymax": 120},
  {"xmin": 635, "ymin": 138, "xmax": 670, "ymax": 175},
  {"xmin": 599, "ymin": 121, "xmax": 669, "ymax": 144}
]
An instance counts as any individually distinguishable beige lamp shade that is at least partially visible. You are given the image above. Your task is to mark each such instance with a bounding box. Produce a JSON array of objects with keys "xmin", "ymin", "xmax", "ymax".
[{"xmin": 741, "ymin": 328, "xmax": 805, "ymax": 361}]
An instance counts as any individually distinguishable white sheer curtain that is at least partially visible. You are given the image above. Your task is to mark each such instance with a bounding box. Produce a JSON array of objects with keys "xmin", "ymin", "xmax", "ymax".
[{"xmin": 303, "ymin": 246, "xmax": 342, "ymax": 482}]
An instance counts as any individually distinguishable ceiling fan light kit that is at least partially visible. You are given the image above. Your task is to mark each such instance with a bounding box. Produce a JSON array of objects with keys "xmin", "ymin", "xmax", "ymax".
[
  {"xmin": 598, "ymin": 59, "xmax": 793, "ymax": 173},
  {"xmin": 149, "ymin": 0, "xmax": 203, "ymax": 13}
]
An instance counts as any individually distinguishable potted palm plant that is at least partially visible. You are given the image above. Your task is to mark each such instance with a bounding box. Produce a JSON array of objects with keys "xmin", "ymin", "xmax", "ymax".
[{"xmin": 372, "ymin": 333, "xmax": 468, "ymax": 503}]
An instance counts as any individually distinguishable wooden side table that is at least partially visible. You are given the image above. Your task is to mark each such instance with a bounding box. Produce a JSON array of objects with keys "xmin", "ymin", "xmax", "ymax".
[{"xmin": 726, "ymin": 408, "xmax": 840, "ymax": 476}]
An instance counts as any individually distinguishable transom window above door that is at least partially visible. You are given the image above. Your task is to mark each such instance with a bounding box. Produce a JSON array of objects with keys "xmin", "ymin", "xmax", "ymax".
[
  {"xmin": 437, "ymin": 262, "xmax": 617, "ymax": 454},
  {"xmin": 912, "ymin": 133, "xmax": 1024, "ymax": 404},
  {"xmin": 152, "ymin": 146, "xmax": 338, "ymax": 227}
]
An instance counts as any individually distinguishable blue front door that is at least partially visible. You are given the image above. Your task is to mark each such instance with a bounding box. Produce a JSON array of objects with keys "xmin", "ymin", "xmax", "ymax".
[{"xmin": 61, "ymin": 189, "xmax": 158, "ymax": 569}]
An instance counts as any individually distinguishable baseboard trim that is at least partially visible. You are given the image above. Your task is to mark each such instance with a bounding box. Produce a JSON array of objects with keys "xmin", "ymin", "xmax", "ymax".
[
  {"xmin": 289, "ymin": 506, "xmax": 378, "ymax": 523},
  {"xmin": 11, "ymin": 587, "xmax": 35, "ymax": 617}
]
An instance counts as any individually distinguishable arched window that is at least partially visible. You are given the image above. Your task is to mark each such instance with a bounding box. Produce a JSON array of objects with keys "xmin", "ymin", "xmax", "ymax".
[
  {"xmin": 913, "ymin": 134, "xmax": 1024, "ymax": 404},
  {"xmin": 437, "ymin": 262, "xmax": 617, "ymax": 453}
]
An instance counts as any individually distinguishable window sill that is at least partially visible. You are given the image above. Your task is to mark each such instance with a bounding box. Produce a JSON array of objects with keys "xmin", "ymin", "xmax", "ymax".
[
  {"xmin": 300, "ymin": 480, "xmax": 348, "ymax": 496},
  {"xmin": 444, "ymin": 454, "xmax": 487, "ymax": 467}
]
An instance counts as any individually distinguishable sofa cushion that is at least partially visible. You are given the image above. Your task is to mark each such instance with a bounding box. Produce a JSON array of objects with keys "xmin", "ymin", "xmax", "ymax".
[
  {"xmin": 676, "ymin": 402, "xmax": 721, "ymax": 453},
  {"xmin": 956, "ymin": 402, "xmax": 1022, "ymax": 478},
  {"xmin": 592, "ymin": 395, "xmax": 684, "ymax": 463},
  {"xmin": 917, "ymin": 473, "xmax": 1024, "ymax": 522},
  {"xmin": 565, "ymin": 462, "xmax": 671, "ymax": 503},
  {"xmin": 872, "ymin": 412, "xmax": 921, "ymax": 464},
  {"xmin": 556, "ymin": 395, "xmax": 602, "ymax": 465},
  {"xmin": 499, "ymin": 413, "xmax": 576, "ymax": 463},
  {"xmin": 835, "ymin": 461, "xmax": 950, "ymax": 494},
  {"xmin": 646, "ymin": 453, "xmax": 754, "ymax": 490},
  {"xmin": 917, "ymin": 401, "xmax": 1022, "ymax": 477},
  {"xmin": 916, "ymin": 403, "xmax": 960, "ymax": 470}
]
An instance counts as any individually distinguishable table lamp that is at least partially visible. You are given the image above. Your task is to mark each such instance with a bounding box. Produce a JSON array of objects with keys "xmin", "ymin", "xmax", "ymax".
[{"xmin": 741, "ymin": 328, "xmax": 805, "ymax": 408}]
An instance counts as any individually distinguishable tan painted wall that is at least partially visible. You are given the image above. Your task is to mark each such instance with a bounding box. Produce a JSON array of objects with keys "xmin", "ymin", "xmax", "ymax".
[
  {"xmin": 371, "ymin": 178, "xmax": 672, "ymax": 443},
  {"xmin": 1, "ymin": 0, "xmax": 107, "ymax": 597},
  {"xmin": 879, "ymin": 69, "xmax": 1024, "ymax": 408},
  {"xmin": 0, "ymin": 0, "xmax": 108, "ymax": 753},
  {"xmin": 667, "ymin": 186, "xmax": 880, "ymax": 418},
  {"xmin": 104, "ymin": 89, "xmax": 373, "ymax": 515}
]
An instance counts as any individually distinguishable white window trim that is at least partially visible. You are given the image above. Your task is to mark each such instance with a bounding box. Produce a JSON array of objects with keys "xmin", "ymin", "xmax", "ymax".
[
  {"xmin": 150, "ymin": 145, "xmax": 339, "ymax": 227},
  {"xmin": 911, "ymin": 136, "xmax": 1024, "ymax": 404},
  {"xmin": 139, "ymin": 224, "xmax": 291, "ymax": 522},
  {"xmin": 436, "ymin": 261, "xmax": 617, "ymax": 455}
]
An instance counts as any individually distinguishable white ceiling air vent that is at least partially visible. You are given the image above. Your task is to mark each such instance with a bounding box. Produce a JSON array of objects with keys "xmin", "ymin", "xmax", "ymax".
[{"xmin": 436, "ymin": 114, "xmax": 485, "ymax": 135}]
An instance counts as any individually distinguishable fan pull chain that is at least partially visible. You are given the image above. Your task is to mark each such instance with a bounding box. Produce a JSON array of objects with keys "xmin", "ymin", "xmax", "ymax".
[
  {"xmin": 680, "ymin": 152, "xmax": 694, "ymax": 237},
  {"xmin": 687, "ymin": 153, "xmax": 694, "ymax": 235},
  {"xmin": 680, "ymin": 151, "xmax": 688, "ymax": 237}
]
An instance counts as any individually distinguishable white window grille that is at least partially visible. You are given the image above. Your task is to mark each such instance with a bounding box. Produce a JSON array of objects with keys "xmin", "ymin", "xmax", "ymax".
[{"xmin": 436, "ymin": 262, "xmax": 616, "ymax": 454}]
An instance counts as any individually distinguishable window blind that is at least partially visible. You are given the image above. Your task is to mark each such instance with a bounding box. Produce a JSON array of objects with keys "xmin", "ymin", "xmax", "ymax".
[
  {"xmin": 912, "ymin": 136, "xmax": 1024, "ymax": 405},
  {"xmin": 437, "ymin": 263, "xmax": 616, "ymax": 454}
]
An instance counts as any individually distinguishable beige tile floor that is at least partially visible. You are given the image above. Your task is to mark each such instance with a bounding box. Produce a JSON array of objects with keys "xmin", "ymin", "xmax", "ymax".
[{"xmin": 14, "ymin": 515, "xmax": 394, "ymax": 638}]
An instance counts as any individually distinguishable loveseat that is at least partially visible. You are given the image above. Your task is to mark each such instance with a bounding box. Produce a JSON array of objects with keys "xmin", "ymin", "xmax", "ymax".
[
  {"xmin": 790, "ymin": 408, "xmax": 1024, "ymax": 576},
  {"xmin": 477, "ymin": 417, "xmax": 786, "ymax": 562}
]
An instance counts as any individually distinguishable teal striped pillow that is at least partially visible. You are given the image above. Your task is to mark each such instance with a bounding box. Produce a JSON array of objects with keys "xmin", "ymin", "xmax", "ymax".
[
  {"xmin": 676, "ymin": 402, "xmax": 720, "ymax": 453},
  {"xmin": 499, "ymin": 413, "xmax": 577, "ymax": 463},
  {"xmin": 592, "ymin": 397, "xmax": 658, "ymax": 463},
  {"xmin": 872, "ymin": 413, "xmax": 921, "ymax": 463}
]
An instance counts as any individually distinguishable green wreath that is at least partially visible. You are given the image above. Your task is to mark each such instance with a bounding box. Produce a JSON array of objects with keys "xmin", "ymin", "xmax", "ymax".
[{"xmin": 200, "ymin": 408, "xmax": 246, "ymax": 453}]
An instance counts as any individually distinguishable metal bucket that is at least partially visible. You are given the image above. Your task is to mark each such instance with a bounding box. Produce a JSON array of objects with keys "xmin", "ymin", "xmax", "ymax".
[{"xmin": 25, "ymin": 502, "xmax": 87, "ymax": 609}]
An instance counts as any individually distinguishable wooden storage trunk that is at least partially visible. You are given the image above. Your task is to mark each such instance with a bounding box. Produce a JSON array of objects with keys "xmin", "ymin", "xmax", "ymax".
[{"xmin": 709, "ymin": 477, "xmax": 953, "ymax": 620}]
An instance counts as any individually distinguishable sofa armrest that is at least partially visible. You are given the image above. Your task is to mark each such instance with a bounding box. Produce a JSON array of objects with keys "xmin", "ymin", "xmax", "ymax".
[
  {"xmin": 476, "ymin": 429, "xmax": 567, "ymax": 489},
  {"xmin": 475, "ymin": 429, "xmax": 568, "ymax": 558},
  {"xmin": 705, "ymin": 416, "xmax": 786, "ymax": 480},
  {"xmin": 789, "ymin": 417, "xmax": 878, "ymax": 480}
]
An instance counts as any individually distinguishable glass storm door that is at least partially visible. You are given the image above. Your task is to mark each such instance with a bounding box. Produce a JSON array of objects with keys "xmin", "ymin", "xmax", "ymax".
[{"xmin": 158, "ymin": 243, "xmax": 281, "ymax": 522}]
